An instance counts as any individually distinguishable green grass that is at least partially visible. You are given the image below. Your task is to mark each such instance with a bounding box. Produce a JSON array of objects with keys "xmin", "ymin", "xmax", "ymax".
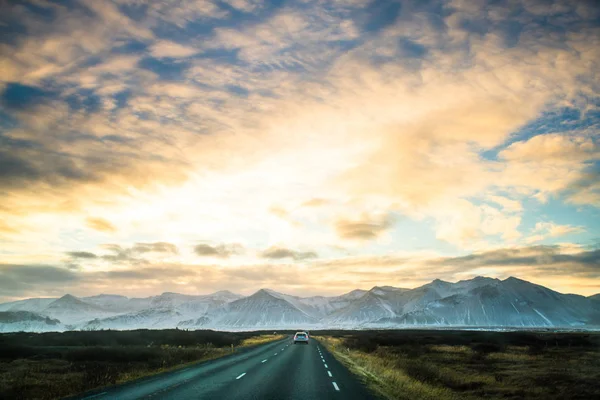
[
  {"xmin": 316, "ymin": 330, "xmax": 600, "ymax": 400},
  {"xmin": 0, "ymin": 329, "xmax": 283, "ymax": 399}
]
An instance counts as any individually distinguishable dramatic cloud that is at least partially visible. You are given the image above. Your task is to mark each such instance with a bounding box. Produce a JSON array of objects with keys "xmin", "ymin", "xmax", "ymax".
[
  {"xmin": 2, "ymin": 244, "xmax": 599, "ymax": 302},
  {"xmin": 0, "ymin": 0, "xmax": 598, "ymax": 300}
]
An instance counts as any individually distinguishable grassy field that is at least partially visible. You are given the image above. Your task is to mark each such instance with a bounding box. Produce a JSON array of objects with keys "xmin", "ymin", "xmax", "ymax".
[
  {"xmin": 316, "ymin": 330, "xmax": 600, "ymax": 400},
  {"xmin": 0, "ymin": 329, "xmax": 284, "ymax": 400}
]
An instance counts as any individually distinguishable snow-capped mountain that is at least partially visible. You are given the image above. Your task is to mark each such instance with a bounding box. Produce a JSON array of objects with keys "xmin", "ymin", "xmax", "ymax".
[
  {"xmin": 42, "ymin": 294, "xmax": 118, "ymax": 325},
  {"xmin": 371, "ymin": 277, "xmax": 600, "ymax": 328},
  {"xmin": 82, "ymin": 294, "xmax": 131, "ymax": 311},
  {"xmin": 0, "ymin": 297, "xmax": 57, "ymax": 313},
  {"xmin": 1, "ymin": 277, "xmax": 599, "ymax": 332},
  {"xmin": 149, "ymin": 291, "xmax": 242, "ymax": 317},
  {"xmin": 181, "ymin": 289, "xmax": 318, "ymax": 329},
  {"xmin": 84, "ymin": 309, "xmax": 185, "ymax": 330}
]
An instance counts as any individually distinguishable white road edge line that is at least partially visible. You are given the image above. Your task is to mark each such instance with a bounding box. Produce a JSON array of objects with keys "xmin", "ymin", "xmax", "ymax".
[
  {"xmin": 262, "ymin": 359, "xmax": 268, "ymax": 363},
  {"xmin": 332, "ymin": 382, "xmax": 340, "ymax": 391},
  {"xmin": 236, "ymin": 373, "xmax": 246, "ymax": 380},
  {"xmin": 328, "ymin": 371, "xmax": 332, "ymax": 377}
]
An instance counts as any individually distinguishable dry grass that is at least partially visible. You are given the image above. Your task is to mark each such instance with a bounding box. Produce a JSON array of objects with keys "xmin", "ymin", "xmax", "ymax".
[
  {"xmin": 0, "ymin": 331, "xmax": 284, "ymax": 400},
  {"xmin": 316, "ymin": 333, "xmax": 600, "ymax": 400},
  {"xmin": 239, "ymin": 334, "xmax": 285, "ymax": 347}
]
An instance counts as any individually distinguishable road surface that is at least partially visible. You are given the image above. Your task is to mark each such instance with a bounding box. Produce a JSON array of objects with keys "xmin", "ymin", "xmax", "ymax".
[{"xmin": 73, "ymin": 336, "xmax": 379, "ymax": 400}]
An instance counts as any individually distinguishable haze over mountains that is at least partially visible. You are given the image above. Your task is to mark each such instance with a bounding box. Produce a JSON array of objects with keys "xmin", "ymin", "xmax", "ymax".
[{"xmin": 1, "ymin": 277, "xmax": 599, "ymax": 332}]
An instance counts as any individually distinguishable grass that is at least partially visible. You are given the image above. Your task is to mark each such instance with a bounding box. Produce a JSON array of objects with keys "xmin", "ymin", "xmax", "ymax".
[
  {"xmin": 240, "ymin": 334, "xmax": 285, "ymax": 347},
  {"xmin": 0, "ymin": 329, "xmax": 283, "ymax": 400},
  {"xmin": 315, "ymin": 330, "xmax": 600, "ymax": 400}
]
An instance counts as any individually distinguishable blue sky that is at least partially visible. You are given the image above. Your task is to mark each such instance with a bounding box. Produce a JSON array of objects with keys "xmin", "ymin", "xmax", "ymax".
[{"xmin": 0, "ymin": 0, "xmax": 599, "ymax": 301}]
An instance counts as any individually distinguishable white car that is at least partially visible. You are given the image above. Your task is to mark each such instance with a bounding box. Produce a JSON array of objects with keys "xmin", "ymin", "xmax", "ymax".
[{"xmin": 293, "ymin": 331, "xmax": 309, "ymax": 344}]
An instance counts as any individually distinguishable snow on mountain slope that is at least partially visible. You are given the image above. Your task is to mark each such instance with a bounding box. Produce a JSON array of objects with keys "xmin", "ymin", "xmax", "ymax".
[
  {"xmin": 260, "ymin": 289, "xmax": 326, "ymax": 319},
  {"xmin": 0, "ymin": 298, "xmax": 57, "ymax": 313},
  {"xmin": 0, "ymin": 311, "xmax": 63, "ymax": 332},
  {"xmin": 202, "ymin": 289, "xmax": 318, "ymax": 328},
  {"xmin": 82, "ymin": 294, "xmax": 130, "ymax": 310},
  {"xmin": 294, "ymin": 289, "xmax": 369, "ymax": 316},
  {"xmin": 149, "ymin": 291, "xmax": 243, "ymax": 318},
  {"xmin": 42, "ymin": 294, "xmax": 117, "ymax": 325},
  {"xmin": 372, "ymin": 277, "xmax": 600, "ymax": 328},
  {"xmin": 76, "ymin": 291, "xmax": 243, "ymax": 329},
  {"xmin": 325, "ymin": 286, "xmax": 408, "ymax": 325},
  {"xmin": 83, "ymin": 309, "xmax": 184, "ymax": 330}
]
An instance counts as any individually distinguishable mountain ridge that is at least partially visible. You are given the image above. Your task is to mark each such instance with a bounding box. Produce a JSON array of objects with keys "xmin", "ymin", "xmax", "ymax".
[{"xmin": 1, "ymin": 277, "xmax": 599, "ymax": 332}]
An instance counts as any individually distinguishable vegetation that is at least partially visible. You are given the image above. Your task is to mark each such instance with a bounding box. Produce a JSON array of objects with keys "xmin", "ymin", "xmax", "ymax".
[
  {"xmin": 315, "ymin": 330, "xmax": 600, "ymax": 400},
  {"xmin": 0, "ymin": 329, "xmax": 283, "ymax": 399},
  {"xmin": 240, "ymin": 334, "xmax": 285, "ymax": 347}
]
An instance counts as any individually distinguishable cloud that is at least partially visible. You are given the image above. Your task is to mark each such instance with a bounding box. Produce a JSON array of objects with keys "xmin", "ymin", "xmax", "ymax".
[
  {"xmin": 132, "ymin": 242, "xmax": 179, "ymax": 254},
  {"xmin": 335, "ymin": 213, "xmax": 394, "ymax": 240},
  {"xmin": 301, "ymin": 198, "xmax": 329, "ymax": 207},
  {"xmin": 487, "ymin": 195, "xmax": 523, "ymax": 213},
  {"xmin": 260, "ymin": 246, "xmax": 317, "ymax": 260},
  {"xmin": 95, "ymin": 242, "xmax": 179, "ymax": 264},
  {"xmin": 222, "ymin": 0, "xmax": 263, "ymax": 13},
  {"xmin": 500, "ymin": 133, "xmax": 599, "ymax": 163},
  {"xmin": 150, "ymin": 40, "xmax": 200, "ymax": 58},
  {"xmin": 101, "ymin": 266, "xmax": 196, "ymax": 280},
  {"xmin": 0, "ymin": 0, "xmax": 598, "ymax": 299},
  {"xmin": 525, "ymin": 222, "xmax": 584, "ymax": 243},
  {"xmin": 499, "ymin": 132, "xmax": 600, "ymax": 206},
  {"xmin": 433, "ymin": 245, "xmax": 600, "ymax": 273},
  {"xmin": 86, "ymin": 218, "xmax": 117, "ymax": 233},
  {"xmin": 193, "ymin": 243, "xmax": 244, "ymax": 258},
  {"xmin": 66, "ymin": 251, "xmax": 98, "ymax": 259},
  {"xmin": 0, "ymin": 264, "xmax": 80, "ymax": 297}
]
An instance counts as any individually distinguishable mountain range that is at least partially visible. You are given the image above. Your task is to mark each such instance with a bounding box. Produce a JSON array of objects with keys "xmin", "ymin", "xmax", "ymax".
[{"xmin": 1, "ymin": 277, "xmax": 599, "ymax": 332}]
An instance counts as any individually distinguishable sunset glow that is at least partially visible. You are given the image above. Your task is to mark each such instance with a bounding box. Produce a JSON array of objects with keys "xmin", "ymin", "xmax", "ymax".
[{"xmin": 1, "ymin": 0, "xmax": 599, "ymax": 301}]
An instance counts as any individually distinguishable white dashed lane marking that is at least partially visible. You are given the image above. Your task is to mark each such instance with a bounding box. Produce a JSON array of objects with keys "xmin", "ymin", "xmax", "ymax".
[
  {"xmin": 236, "ymin": 373, "xmax": 246, "ymax": 380},
  {"xmin": 324, "ymin": 364, "xmax": 328, "ymax": 369},
  {"xmin": 328, "ymin": 371, "xmax": 332, "ymax": 377},
  {"xmin": 262, "ymin": 359, "xmax": 267, "ymax": 363},
  {"xmin": 332, "ymin": 382, "xmax": 340, "ymax": 391}
]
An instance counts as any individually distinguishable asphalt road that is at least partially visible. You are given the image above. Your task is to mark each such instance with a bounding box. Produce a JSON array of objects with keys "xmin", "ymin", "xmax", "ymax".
[{"xmin": 73, "ymin": 336, "xmax": 379, "ymax": 400}]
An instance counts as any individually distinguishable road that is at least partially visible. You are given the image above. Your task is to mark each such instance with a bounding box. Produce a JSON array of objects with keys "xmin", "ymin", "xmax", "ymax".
[{"xmin": 73, "ymin": 336, "xmax": 379, "ymax": 400}]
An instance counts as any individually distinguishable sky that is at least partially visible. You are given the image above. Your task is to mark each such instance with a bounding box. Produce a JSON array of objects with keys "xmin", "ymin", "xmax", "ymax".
[{"xmin": 0, "ymin": 0, "xmax": 599, "ymax": 302}]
